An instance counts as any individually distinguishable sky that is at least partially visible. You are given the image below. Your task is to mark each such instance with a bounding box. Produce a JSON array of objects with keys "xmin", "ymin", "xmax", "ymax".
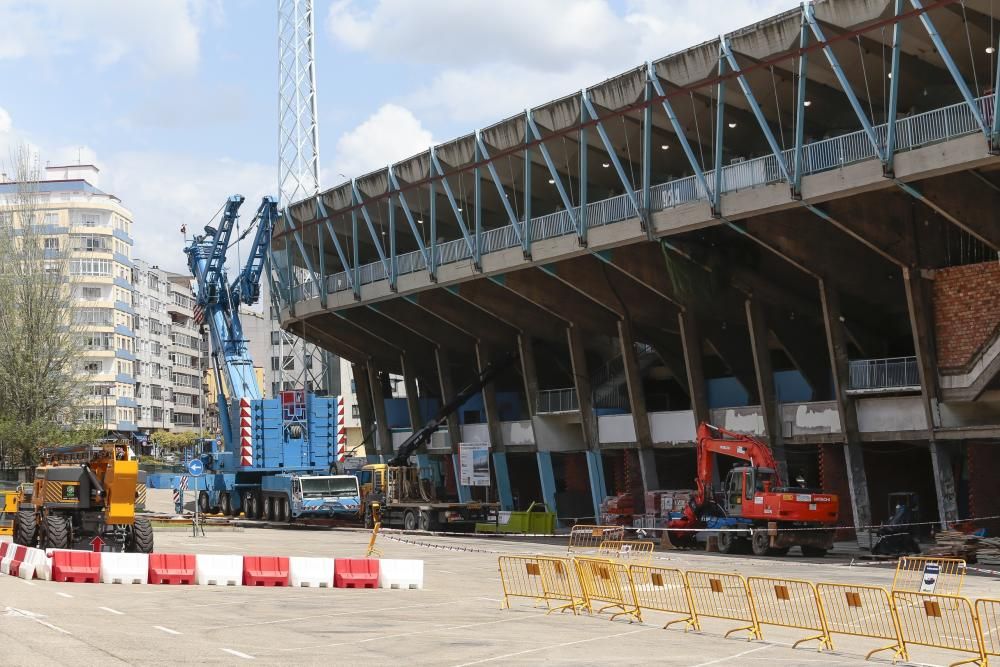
[{"xmin": 0, "ymin": 0, "xmax": 792, "ymax": 273}]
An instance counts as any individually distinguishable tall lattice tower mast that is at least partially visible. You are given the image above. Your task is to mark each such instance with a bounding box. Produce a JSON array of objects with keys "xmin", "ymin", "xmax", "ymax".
[{"xmin": 272, "ymin": 0, "xmax": 336, "ymax": 395}]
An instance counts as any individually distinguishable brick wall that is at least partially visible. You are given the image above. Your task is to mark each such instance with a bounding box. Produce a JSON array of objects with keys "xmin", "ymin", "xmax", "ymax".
[{"xmin": 932, "ymin": 261, "xmax": 1000, "ymax": 372}]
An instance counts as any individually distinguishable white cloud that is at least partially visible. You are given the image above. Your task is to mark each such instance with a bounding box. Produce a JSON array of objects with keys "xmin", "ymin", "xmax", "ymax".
[
  {"xmin": 0, "ymin": 0, "xmax": 208, "ymax": 75},
  {"xmin": 328, "ymin": 104, "xmax": 433, "ymax": 179},
  {"xmin": 0, "ymin": 107, "xmax": 11, "ymax": 134},
  {"xmin": 329, "ymin": 0, "xmax": 795, "ymax": 127}
]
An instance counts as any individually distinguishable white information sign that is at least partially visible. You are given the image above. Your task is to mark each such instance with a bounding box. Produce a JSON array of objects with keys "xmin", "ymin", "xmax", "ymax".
[{"xmin": 459, "ymin": 442, "xmax": 491, "ymax": 486}]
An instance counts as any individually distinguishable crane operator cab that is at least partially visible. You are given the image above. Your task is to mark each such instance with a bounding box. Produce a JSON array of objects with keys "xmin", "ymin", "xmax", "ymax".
[{"xmin": 722, "ymin": 466, "xmax": 776, "ymax": 517}]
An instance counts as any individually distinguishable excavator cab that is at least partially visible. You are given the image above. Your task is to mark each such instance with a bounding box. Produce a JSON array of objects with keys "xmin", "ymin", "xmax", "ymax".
[{"xmin": 722, "ymin": 466, "xmax": 777, "ymax": 517}]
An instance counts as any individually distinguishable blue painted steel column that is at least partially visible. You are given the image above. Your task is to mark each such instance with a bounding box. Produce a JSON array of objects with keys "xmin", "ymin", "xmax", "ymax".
[
  {"xmin": 351, "ymin": 202, "xmax": 360, "ymax": 300},
  {"xmin": 452, "ymin": 453, "xmax": 472, "ymax": 503},
  {"xmin": 578, "ymin": 92, "xmax": 588, "ymax": 244},
  {"xmin": 535, "ymin": 451, "xmax": 558, "ymax": 521},
  {"xmin": 584, "ymin": 450, "xmax": 606, "ymax": 523},
  {"xmin": 884, "ymin": 0, "xmax": 903, "ymax": 175},
  {"xmin": 474, "ymin": 132, "xmax": 483, "ymax": 268},
  {"xmin": 792, "ymin": 15, "xmax": 809, "ymax": 198},
  {"xmin": 429, "ymin": 172, "xmax": 437, "ymax": 280},
  {"xmin": 492, "ymin": 453, "xmax": 514, "ymax": 511},
  {"xmin": 642, "ymin": 76, "xmax": 653, "ymax": 236},
  {"xmin": 388, "ymin": 181, "xmax": 397, "ymax": 291},
  {"xmin": 523, "ymin": 113, "xmax": 533, "ymax": 258},
  {"xmin": 415, "ymin": 453, "xmax": 441, "ymax": 487},
  {"xmin": 648, "ymin": 65, "xmax": 713, "ymax": 202},
  {"xmin": 316, "ymin": 216, "xmax": 327, "ymax": 308},
  {"xmin": 713, "ymin": 47, "xmax": 726, "ymax": 216}
]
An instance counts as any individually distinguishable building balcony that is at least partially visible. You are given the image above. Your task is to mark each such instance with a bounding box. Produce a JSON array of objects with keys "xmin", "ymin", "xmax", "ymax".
[
  {"xmin": 116, "ymin": 420, "xmax": 138, "ymax": 432},
  {"xmin": 116, "ymin": 397, "xmax": 139, "ymax": 408},
  {"xmin": 112, "ymin": 228, "xmax": 133, "ymax": 245},
  {"xmin": 114, "ymin": 300, "xmax": 136, "ymax": 315},
  {"xmin": 113, "ymin": 276, "xmax": 134, "ymax": 291},
  {"xmin": 114, "ymin": 348, "xmax": 136, "ymax": 362},
  {"xmin": 115, "ymin": 373, "xmax": 136, "ymax": 384},
  {"xmin": 114, "ymin": 324, "xmax": 136, "ymax": 337},
  {"xmin": 112, "ymin": 252, "xmax": 133, "ymax": 267},
  {"xmin": 847, "ymin": 357, "xmax": 921, "ymax": 395},
  {"xmin": 536, "ymin": 388, "xmax": 579, "ymax": 414}
]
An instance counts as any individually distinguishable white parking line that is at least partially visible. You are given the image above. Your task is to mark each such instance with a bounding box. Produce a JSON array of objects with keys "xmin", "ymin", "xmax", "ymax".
[
  {"xmin": 690, "ymin": 644, "xmax": 772, "ymax": 667},
  {"xmin": 453, "ymin": 627, "xmax": 653, "ymax": 666},
  {"xmin": 154, "ymin": 625, "xmax": 181, "ymax": 635},
  {"xmin": 56, "ymin": 592, "xmax": 73, "ymax": 599},
  {"xmin": 221, "ymin": 648, "xmax": 255, "ymax": 660},
  {"xmin": 98, "ymin": 606, "xmax": 124, "ymax": 615},
  {"xmin": 17, "ymin": 579, "xmax": 35, "ymax": 586}
]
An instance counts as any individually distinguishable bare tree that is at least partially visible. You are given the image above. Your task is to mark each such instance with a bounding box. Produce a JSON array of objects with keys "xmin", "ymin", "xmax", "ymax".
[{"xmin": 0, "ymin": 145, "xmax": 87, "ymax": 467}]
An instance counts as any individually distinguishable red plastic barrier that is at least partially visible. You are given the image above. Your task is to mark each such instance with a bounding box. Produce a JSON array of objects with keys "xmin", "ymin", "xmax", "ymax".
[
  {"xmin": 148, "ymin": 553, "xmax": 196, "ymax": 585},
  {"xmin": 0, "ymin": 541, "xmax": 9, "ymax": 558},
  {"xmin": 334, "ymin": 558, "xmax": 379, "ymax": 589},
  {"xmin": 243, "ymin": 556, "xmax": 289, "ymax": 587},
  {"xmin": 5, "ymin": 545, "xmax": 27, "ymax": 576},
  {"xmin": 51, "ymin": 550, "xmax": 100, "ymax": 583}
]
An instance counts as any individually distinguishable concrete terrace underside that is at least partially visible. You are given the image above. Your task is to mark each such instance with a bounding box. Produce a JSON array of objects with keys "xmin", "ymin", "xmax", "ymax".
[{"xmin": 272, "ymin": 0, "xmax": 1000, "ymax": 534}]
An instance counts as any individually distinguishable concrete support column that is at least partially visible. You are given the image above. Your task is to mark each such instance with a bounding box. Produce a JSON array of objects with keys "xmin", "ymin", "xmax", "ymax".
[
  {"xmin": 400, "ymin": 353, "xmax": 423, "ymax": 433},
  {"xmin": 567, "ymin": 326, "xmax": 598, "ymax": 449},
  {"xmin": 618, "ymin": 319, "xmax": 659, "ymax": 492},
  {"xmin": 492, "ymin": 453, "xmax": 514, "ymax": 510},
  {"xmin": 820, "ymin": 281, "xmax": 873, "ymax": 548},
  {"xmin": 352, "ymin": 362, "xmax": 378, "ymax": 459},
  {"xmin": 367, "ymin": 363, "xmax": 392, "ymax": 458},
  {"xmin": 536, "ymin": 451, "xmax": 559, "ymax": 521},
  {"xmin": 903, "ymin": 268, "xmax": 958, "ymax": 527},
  {"xmin": 434, "ymin": 347, "xmax": 463, "ymax": 454},
  {"xmin": 584, "ymin": 450, "xmax": 607, "ymax": 522},
  {"xmin": 518, "ymin": 333, "xmax": 540, "ymax": 417},
  {"xmin": 745, "ymin": 299, "xmax": 788, "ymax": 481},
  {"xmin": 678, "ymin": 311, "xmax": 709, "ymax": 426}
]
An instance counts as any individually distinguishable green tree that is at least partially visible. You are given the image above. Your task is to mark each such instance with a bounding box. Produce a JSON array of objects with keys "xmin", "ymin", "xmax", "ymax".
[{"xmin": 0, "ymin": 145, "xmax": 86, "ymax": 467}]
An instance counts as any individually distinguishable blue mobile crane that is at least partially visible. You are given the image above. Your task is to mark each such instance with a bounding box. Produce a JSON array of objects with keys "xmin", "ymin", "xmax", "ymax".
[{"xmin": 183, "ymin": 195, "xmax": 359, "ymax": 521}]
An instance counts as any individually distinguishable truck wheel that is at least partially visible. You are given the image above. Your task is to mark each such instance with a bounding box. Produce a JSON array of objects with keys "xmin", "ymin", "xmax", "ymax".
[
  {"xmin": 801, "ymin": 546, "xmax": 827, "ymax": 558},
  {"xmin": 276, "ymin": 498, "xmax": 289, "ymax": 523},
  {"xmin": 751, "ymin": 530, "xmax": 777, "ymax": 557},
  {"xmin": 403, "ymin": 510, "xmax": 418, "ymax": 531},
  {"xmin": 242, "ymin": 492, "xmax": 254, "ymax": 519},
  {"xmin": 198, "ymin": 491, "xmax": 210, "ymax": 514},
  {"xmin": 418, "ymin": 511, "xmax": 432, "ymax": 532},
  {"xmin": 14, "ymin": 510, "xmax": 37, "ymax": 547},
  {"xmin": 130, "ymin": 517, "xmax": 154, "ymax": 553},
  {"xmin": 43, "ymin": 514, "xmax": 71, "ymax": 550},
  {"xmin": 251, "ymin": 493, "xmax": 263, "ymax": 520},
  {"xmin": 265, "ymin": 497, "xmax": 276, "ymax": 522},
  {"xmin": 220, "ymin": 493, "xmax": 232, "ymax": 517},
  {"xmin": 717, "ymin": 532, "xmax": 738, "ymax": 554}
]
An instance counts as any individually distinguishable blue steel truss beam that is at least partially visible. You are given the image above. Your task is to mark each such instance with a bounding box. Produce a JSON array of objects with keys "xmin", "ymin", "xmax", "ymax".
[
  {"xmin": 429, "ymin": 173, "xmax": 438, "ymax": 279},
  {"xmin": 429, "ymin": 148, "xmax": 478, "ymax": 266},
  {"xmin": 884, "ymin": 0, "xmax": 904, "ymax": 175},
  {"xmin": 713, "ymin": 48, "xmax": 726, "ymax": 216},
  {"xmin": 641, "ymin": 78, "xmax": 653, "ymax": 239},
  {"xmin": 351, "ymin": 182, "xmax": 391, "ymax": 279},
  {"xmin": 526, "ymin": 110, "xmax": 580, "ymax": 235},
  {"xmin": 351, "ymin": 206, "xmax": 360, "ymax": 299},
  {"xmin": 316, "ymin": 209, "xmax": 326, "ymax": 309},
  {"xmin": 387, "ymin": 168, "xmax": 431, "ymax": 270},
  {"xmin": 578, "ymin": 94, "xmax": 588, "ymax": 243},
  {"xmin": 792, "ymin": 14, "xmax": 809, "ymax": 197},
  {"xmin": 909, "ymin": 0, "xmax": 987, "ymax": 137},
  {"xmin": 647, "ymin": 65, "xmax": 714, "ymax": 206},
  {"xmin": 283, "ymin": 207, "xmax": 322, "ymax": 304},
  {"xmin": 388, "ymin": 179, "xmax": 397, "ymax": 291},
  {"xmin": 522, "ymin": 118, "xmax": 533, "ymax": 258},
  {"xmin": 804, "ymin": 3, "xmax": 884, "ymax": 161},
  {"xmin": 316, "ymin": 199, "xmax": 355, "ymax": 295},
  {"xmin": 582, "ymin": 94, "xmax": 644, "ymax": 231},
  {"xmin": 473, "ymin": 136, "xmax": 482, "ymax": 268},
  {"xmin": 475, "ymin": 134, "xmax": 525, "ymax": 248},
  {"xmin": 720, "ymin": 38, "xmax": 792, "ymax": 184}
]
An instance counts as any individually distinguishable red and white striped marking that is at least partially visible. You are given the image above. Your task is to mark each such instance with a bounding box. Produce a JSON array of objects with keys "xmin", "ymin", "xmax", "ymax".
[
  {"xmin": 239, "ymin": 397, "xmax": 253, "ymax": 467},
  {"xmin": 336, "ymin": 396, "xmax": 346, "ymax": 463}
]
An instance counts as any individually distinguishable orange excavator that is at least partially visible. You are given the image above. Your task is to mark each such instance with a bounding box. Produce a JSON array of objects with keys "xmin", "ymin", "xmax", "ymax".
[{"xmin": 669, "ymin": 423, "xmax": 838, "ymax": 557}]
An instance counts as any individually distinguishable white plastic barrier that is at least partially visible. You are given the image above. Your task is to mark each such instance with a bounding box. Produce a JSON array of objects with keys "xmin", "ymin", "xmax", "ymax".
[
  {"xmin": 0, "ymin": 547, "xmax": 17, "ymax": 575},
  {"xmin": 22, "ymin": 548, "xmax": 50, "ymax": 581},
  {"xmin": 100, "ymin": 552, "xmax": 149, "ymax": 584},
  {"xmin": 195, "ymin": 554, "xmax": 243, "ymax": 586},
  {"xmin": 379, "ymin": 559, "xmax": 424, "ymax": 590},
  {"xmin": 14, "ymin": 559, "xmax": 35, "ymax": 580},
  {"xmin": 288, "ymin": 556, "xmax": 335, "ymax": 588}
]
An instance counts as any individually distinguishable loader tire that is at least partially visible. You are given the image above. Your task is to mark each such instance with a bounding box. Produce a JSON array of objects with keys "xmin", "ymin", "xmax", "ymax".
[
  {"xmin": 13, "ymin": 510, "xmax": 37, "ymax": 547},
  {"xmin": 130, "ymin": 517, "xmax": 154, "ymax": 553},
  {"xmin": 220, "ymin": 492, "xmax": 232, "ymax": 517},
  {"xmin": 43, "ymin": 514, "xmax": 71, "ymax": 550},
  {"xmin": 751, "ymin": 530, "xmax": 780, "ymax": 557}
]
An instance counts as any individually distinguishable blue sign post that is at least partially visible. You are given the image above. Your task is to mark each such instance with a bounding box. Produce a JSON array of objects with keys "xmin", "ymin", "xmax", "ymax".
[{"xmin": 187, "ymin": 459, "xmax": 205, "ymax": 538}]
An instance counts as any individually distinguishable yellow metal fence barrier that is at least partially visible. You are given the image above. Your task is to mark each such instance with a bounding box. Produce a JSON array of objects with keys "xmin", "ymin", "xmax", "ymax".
[
  {"xmin": 685, "ymin": 570, "xmax": 761, "ymax": 640},
  {"xmin": 892, "ymin": 556, "xmax": 967, "ymax": 596},
  {"xmin": 891, "ymin": 590, "xmax": 985, "ymax": 667},
  {"xmin": 816, "ymin": 583, "xmax": 907, "ymax": 661},
  {"xmin": 575, "ymin": 556, "xmax": 641, "ymax": 622},
  {"xmin": 538, "ymin": 557, "xmax": 585, "ymax": 615},
  {"xmin": 499, "ymin": 556, "xmax": 549, "ymax": 610},
  {"xmin": 748, "ymin": 576, "xmax": 830, "ymax": 650},
  {"xmin": 596, "ymin": 540, "xmax": 655, "ymax": 565},
  {"xmin": 975, "ymin": 598, "xmax": 1000, "ymax": 660},
  {"xmin": 629, "ymin": 565, "xmax": 697, "ymax": 630},
  {"xmin": 567, "ymin": 525, "xmax": 625, "ymax": 553}
]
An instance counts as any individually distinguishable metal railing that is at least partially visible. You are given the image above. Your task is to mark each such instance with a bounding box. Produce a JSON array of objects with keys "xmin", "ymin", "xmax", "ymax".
[
  {"xmin": 536, "ymin": 388, "xmax": 579, "ymax": 414},
  {"xmin": 847, "ymin": 356, "xmax": 921, "ymax": 393},
  {"xmin": 292, "ymin": 94, "xmax": 994, "ymax": 302}
]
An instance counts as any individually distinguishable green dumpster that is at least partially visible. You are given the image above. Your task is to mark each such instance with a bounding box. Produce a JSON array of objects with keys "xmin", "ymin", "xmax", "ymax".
[{"xmin": 476, "ymin": 502, "xmax": 556, "ymax": 534}]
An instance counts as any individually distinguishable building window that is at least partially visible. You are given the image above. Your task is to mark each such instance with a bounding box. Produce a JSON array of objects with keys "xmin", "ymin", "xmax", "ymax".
[
  {"xmin": 82, "ymin": 286, "xmax": 102, "ymax": 300},
  {"xmin": 351, "ymin": 405, "xmax": 360, "ymax": 419},
  {"xmin": 270, "ymin": 331, "xmax": 281, "ymax": 346},
  {"xmin": 44, "ymin": 237, "xmax": 59, "ymax": 250},
  {"xmin": 80, "ymin": 213, "xmax": 100, "ymax": 227},
  {"xmin": 83, "ymin": 361, "xmax": 102, "ymax": 374},
  {"xmin": 271, "ymin": 382, "xmax": 280, "ymax": 398},
  {"xmin": 304, "ymin": 354, "xmax": 312, "ymax": 370},
  {"xmin": 271, "ymin": 356, "xmax": 280, "ymax": 371},
  {"xmin": 351, "ymin": 379, "xmax": 356, "ymax": 394}
]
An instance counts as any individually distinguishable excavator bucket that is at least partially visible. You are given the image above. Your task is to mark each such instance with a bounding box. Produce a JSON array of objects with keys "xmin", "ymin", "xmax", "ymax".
[{"xmin": 104, "ymin": 459, "xmax": 138, "ymax": 525}]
